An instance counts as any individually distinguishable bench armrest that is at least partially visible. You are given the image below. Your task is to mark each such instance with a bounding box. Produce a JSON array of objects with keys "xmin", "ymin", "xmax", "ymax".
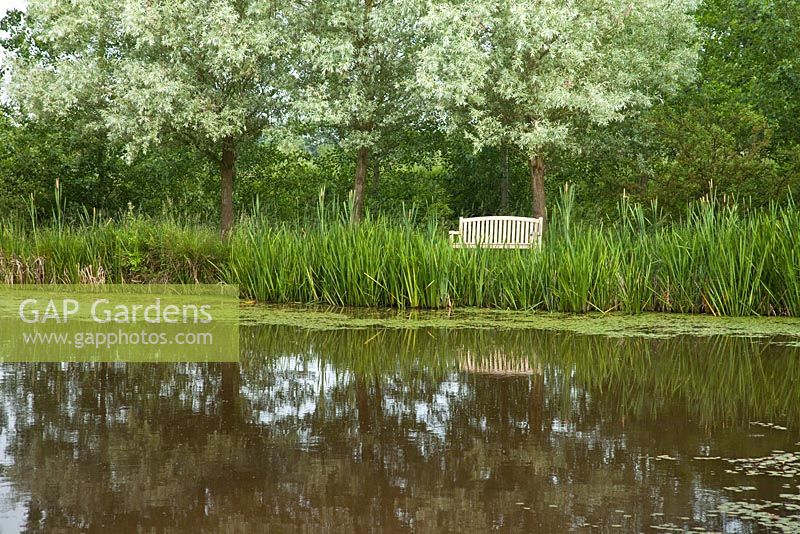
[{"xmin": 448, "ymin": 230, "xmax": 460, "ymax": 243}]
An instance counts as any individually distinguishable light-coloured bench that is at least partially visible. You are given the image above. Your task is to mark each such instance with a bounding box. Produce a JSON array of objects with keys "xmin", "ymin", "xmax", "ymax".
[{"xmin": 449, "ymin": 216, "xmax": 543, "ymax": 249}]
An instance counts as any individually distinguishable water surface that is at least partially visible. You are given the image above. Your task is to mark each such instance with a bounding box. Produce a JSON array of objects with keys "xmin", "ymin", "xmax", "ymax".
[{"xmin": 0, "ymin": 325, "xmax": 799, "ymax": 532}]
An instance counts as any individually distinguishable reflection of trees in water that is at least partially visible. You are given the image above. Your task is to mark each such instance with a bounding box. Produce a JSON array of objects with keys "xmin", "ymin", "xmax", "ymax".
[
  {"xmin": 2, "ymin": 362, "xmax": 255, "ymax": 531},
  {"xmin": 0, "ymin": 327, "xmax": 795, "ymax": 531},
  {"xmin": 243, "ymin": 326, "xmax": 800, "ymax": 427}
]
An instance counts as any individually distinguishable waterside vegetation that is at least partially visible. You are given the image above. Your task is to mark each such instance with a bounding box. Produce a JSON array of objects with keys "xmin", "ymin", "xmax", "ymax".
[{"xmin": 2, "ymin": 188, "xmax": 800, "ymax": 317}]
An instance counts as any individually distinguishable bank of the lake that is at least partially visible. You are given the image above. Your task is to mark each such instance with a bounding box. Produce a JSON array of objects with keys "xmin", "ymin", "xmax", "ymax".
[{"xmin": 3, "ymin": 196, "xmax": 800, "ymax": 316}]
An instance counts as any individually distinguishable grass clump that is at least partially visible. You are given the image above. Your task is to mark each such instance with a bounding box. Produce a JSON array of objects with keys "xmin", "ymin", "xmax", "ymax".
[{"xmin": 0, "ymin": 216, "xmax": 226, "ymax": 285}]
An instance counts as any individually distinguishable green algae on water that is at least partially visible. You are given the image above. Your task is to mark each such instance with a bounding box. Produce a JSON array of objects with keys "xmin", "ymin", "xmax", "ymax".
[{"xmin": 239, "ymin": 304, "xmax": 800, "ymax": 339}]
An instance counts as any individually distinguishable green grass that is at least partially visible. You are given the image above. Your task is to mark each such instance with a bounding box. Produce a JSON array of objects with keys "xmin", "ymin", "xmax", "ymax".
[{"xmin": 3, "ymin": 189, "xmax": 800, "ymax": 316}]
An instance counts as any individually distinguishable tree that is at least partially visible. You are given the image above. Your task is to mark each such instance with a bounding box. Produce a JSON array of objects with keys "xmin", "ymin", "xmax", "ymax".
[
  {"xmin": 293, "ymin": 0, "xmax": 429, "ymax": 223},
  {"xmin": 418, "ymin": 0, "xmax": 699, "ymax": 225},
  {"xmin": 698, "ymin": 0, "xmax": 800, "ymax": 145},
  {"xmin": 5, "ymin": 0, "xmax": 294, "ymax": 235},
  {"xmin": 547, "ymin": 0, "xmax": 800, "ymax": 215}
]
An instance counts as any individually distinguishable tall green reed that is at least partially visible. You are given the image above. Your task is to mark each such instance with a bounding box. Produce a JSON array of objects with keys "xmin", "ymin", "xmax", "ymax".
[{"xmin": 4, "ymin": 184, "xmax": 800, "ymax": 316}]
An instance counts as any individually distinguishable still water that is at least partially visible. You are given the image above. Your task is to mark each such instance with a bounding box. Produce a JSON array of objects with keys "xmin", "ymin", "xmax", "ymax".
[{"xmin": 0, "ymin": 325, "xmax": 799, "ymax": 533}]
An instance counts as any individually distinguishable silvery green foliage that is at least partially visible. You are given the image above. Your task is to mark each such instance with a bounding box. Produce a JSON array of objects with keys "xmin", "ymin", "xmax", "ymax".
[
  {"xmin": 7, "ymin": 0, "xmax": 292, "ymax": 160},
  {"xmin": 293, "ymin": 0, "xmax": 429, "ymax": 150},
  {"xmin": 418, "ymin": 0, "xmax": 700, "ymax": 155}
]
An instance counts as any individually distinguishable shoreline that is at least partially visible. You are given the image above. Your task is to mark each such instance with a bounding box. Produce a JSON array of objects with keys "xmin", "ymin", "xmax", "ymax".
[{"xmin": 239, "ymin": 302, "xmax": 800, "ymax": 340}]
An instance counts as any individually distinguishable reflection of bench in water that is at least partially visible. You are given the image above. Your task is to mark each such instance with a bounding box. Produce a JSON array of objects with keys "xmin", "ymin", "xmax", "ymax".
[
  {"xmin": 460, "ymin": 349, "xmax": 546, "ymax": 432},
  {"xmin": 460, "ymin": 350, "xmax": 540, "ymax": 376}
]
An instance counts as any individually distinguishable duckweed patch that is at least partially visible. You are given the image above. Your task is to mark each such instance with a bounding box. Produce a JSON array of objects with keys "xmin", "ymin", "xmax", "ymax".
[{"xmin": 239, "ymin": 304, "xmax": 800, "ymax": 339}]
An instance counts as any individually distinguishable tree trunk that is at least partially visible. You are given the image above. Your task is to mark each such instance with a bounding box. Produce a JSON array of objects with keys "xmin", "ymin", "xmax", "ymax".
[
  {"xmin": 352, "ymin": 146, "xmax": 369, "ymax": 223},
  {"xmin": 355, "ymin": 373, "xmax": 371, "ymax": 432},
  {"xmin": 528, "ymin": 373, "xmax": 545, "ymax": 434},
  {"xmin": 220, "ymin": 362, "xmax": 240, "ymax": 432},
  {"xmin": 529, "ymin": 155, "xmax": 546, "ymax": 227},
  {"xmin": 500, "ymin": 145, "xmax": 510, "ymax": 212},
  {"xmin": 220, "ymin": 138, "xmax": 236, "ymax": 237}
]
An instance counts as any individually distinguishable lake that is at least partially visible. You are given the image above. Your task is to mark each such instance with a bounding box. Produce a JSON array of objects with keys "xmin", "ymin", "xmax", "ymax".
[{"xmin": 0, "ymin": 317, "xmax": 798, "ymax": 532}]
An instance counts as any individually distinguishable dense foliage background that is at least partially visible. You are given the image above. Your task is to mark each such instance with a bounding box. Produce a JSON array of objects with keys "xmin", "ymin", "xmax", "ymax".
[{"xmin": 1, "ymin": 0, "xmax": 798, "ymax": 225}]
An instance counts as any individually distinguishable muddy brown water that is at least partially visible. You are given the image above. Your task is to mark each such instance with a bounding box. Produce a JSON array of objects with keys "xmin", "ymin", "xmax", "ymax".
[{"xmin": 0, "ymin": 325, "xmax": 798, "ymax": 532}]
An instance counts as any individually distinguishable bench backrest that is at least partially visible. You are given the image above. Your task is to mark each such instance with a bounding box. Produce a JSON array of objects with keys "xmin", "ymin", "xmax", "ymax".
[{"xmin": 458, "ymin": 216, "xmax": 543, "ymax": 248}]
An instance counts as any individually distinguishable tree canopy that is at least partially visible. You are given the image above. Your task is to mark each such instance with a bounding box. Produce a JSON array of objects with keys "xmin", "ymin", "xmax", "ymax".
[
  {"xmin": 417, "ymin": 0, "xmax": 699, "ymax": 221},
  {"xmin": 2, "ymin": 0, "xmax": 798, "ymax": 227},
  {"xmin": 6, "ymin": 0, "xmax": 294, "ymax": 233},
  {"xmin": 293, "ymin": 0, "xmax": 430, "ymax": 222}
]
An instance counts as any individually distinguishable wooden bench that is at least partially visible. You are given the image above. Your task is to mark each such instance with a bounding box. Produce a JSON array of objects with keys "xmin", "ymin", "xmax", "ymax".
[{"xmin": 449, "ymin": 216, "xmax": 543, "ymax": 249}]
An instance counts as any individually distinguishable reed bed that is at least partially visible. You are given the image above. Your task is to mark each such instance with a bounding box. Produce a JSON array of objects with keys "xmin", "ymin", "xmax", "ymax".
[
  {"xmin": 3, "ymin": 188, "xmax": 800, "ymax": 316},
  {"xmin": 0, "ymin": 216, "xmax": 226, "ymax": 285}
]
